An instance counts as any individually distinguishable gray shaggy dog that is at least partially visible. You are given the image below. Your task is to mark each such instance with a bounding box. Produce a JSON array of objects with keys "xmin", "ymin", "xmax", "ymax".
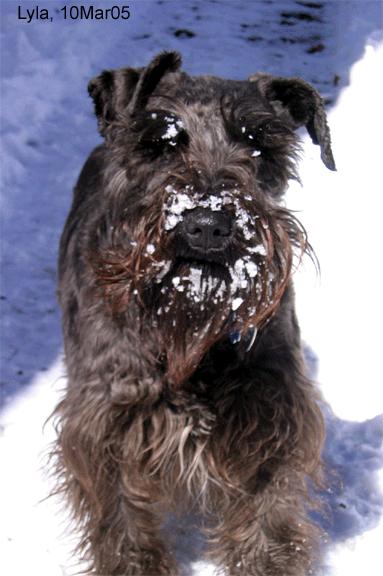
[{"xmin": 53, "ymin": 52, "xmax": 335, "ymax": 575}]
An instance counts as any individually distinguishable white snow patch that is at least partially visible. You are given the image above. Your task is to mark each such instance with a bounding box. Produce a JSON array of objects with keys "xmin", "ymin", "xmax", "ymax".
[
  {"xmin": 161, "ymin": 117, "xmax": 184, "ymax": 145},
  {"xmin": 164, "ymin": 186, "xmax": 195, "ymax": 231},
  {"xmin": 164, "ymin": 212, "xmax": 182, "ymax": 231},
  {"xmin": 163, "ymin": 123, "xmax": 178, "ymax": 140},
  {"xmin": 231, "ymin": 297, "xmax": 244, "ymax": 311},
  {"xmin": 248, "ymin": 244, "xmax": 267, "ymax": 256},
  {"xmin": 229, "ymin": 256, "xmax": 259, "ymax": 292},
  {"xmin": 287, "ymin": 38, "xmax": 383, "ymax": 422},
  {"xmin": 244, "ymin": 260, "xmax": 258, "ymax": 278}
]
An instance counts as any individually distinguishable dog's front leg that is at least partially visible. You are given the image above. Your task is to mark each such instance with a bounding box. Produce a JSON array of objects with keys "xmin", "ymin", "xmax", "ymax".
[
  {"xmin": 53, "ymin": 376, "xmax": 178, "ymax": 576},
  {"xmin": 208, "ymin": 482, "xmax": 321, "ymax": 576},
  {"xmin": 204, "ymin": 306, "xmax": 324, "ymax": 575}
]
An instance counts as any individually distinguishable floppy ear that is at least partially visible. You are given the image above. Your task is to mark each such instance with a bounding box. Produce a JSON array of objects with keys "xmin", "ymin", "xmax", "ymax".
[
  {"xmin": 88, "ymin": 51, "xmax": 182, "ymax": 136},
  {"xmin": 251, "ymin": 74, "xmax": 336, "ymax": 171}
]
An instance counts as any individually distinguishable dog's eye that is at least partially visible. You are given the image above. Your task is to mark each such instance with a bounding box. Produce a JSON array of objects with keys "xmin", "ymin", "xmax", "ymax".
[
  {"xmin": 133, "ymin": 110, "xmax": 189, "ymax": 156},
  {"xmin": 238, "ymin": 124, "xmax": 263, "ymax": 156},
  {"xmin": 236, "ymin": 117, "xmax": 293, "ymax": 152}
]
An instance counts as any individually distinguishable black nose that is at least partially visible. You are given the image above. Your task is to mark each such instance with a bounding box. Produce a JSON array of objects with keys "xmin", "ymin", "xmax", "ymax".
[{"xmin": 181, "ymin": 208, "xmax": 232, "ymax": 253}]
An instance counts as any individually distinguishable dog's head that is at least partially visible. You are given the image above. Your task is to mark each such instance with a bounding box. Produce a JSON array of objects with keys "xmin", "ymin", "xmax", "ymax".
[{"xmin": 89, "ymin": 52, "xmax": 335, "ymax": 385}]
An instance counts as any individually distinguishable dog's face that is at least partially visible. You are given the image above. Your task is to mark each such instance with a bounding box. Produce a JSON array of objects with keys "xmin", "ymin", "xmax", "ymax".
[{"xmin": 89, "ymin": 52, "xmax": 335, "ymax": 384}]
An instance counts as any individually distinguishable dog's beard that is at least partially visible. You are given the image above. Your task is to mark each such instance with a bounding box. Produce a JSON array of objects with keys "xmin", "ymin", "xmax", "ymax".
[
  {"xmin": 146, "ymin": 257, "xmax": 265, "ymax": 386},
  {"xmin": 151, "ymin": 260, "xmax": 231, "ymax": 332}
]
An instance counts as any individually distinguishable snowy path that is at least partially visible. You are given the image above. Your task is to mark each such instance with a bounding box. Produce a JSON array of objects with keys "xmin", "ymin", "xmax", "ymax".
[{"xmin": 1, "ymin": 1, "xmax": 383, "ymax": 574}]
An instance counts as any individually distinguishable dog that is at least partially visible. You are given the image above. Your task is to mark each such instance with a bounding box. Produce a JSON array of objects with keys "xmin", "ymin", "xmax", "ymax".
[{"xmin": 53, "ymin": 51, "xmax": 335, "ymax": 575}]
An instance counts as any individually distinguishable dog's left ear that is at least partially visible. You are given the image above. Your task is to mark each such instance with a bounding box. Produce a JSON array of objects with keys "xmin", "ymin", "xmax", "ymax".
[{"xmin": 251, "ymin": 74, "xmax": 336, "ymax": 171}]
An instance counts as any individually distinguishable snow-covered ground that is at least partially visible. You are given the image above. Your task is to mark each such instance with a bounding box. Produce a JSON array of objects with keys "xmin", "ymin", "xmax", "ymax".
[{"xmin": 1, "ymin": 1, "xmax": 382, "ymax": 574}]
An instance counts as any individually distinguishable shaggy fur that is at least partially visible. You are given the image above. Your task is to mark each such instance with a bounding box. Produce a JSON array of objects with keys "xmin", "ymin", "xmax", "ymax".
[{"xmin": 53, "ymin": 52, "xmax": 335, "ymax": 575}]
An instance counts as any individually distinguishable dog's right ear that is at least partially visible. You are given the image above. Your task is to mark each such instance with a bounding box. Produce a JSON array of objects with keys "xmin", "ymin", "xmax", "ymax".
[
  {"xmin": 88, "ymin": 68, "xmax": 140, "ymax": 135},
  {"xmin": 88, "ymin": 52, "xmax": 182, "ymax": 136}
]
